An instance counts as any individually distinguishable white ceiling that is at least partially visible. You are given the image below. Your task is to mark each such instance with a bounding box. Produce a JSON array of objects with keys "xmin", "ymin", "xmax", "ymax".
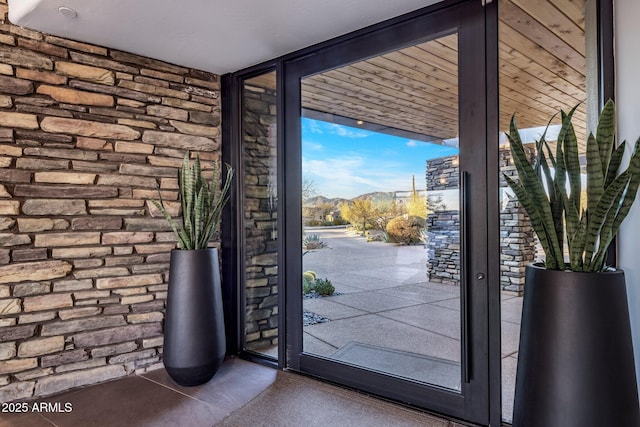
[{"xmin": 8, "ymin": 0, "xmax": 442, "ymax": 75}]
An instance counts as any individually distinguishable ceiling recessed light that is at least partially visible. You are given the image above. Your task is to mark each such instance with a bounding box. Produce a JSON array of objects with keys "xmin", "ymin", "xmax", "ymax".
[
  {"xmin": 356, "ymin": 120, "xmax": 363, "ymax": 125},
  {"xmin": 58, "ymin": 6, "xmax": 77, "ymax": 18}
]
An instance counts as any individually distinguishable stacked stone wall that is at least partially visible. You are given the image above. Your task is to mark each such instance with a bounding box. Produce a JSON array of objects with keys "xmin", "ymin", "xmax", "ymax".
[
  {"xmin": 426, "ymin": 156, "xmax": 460, "ymax": 284},
  {"xmin": 499, "ymin": 145, "xmax": 536, "ymax": 294},
  {"xmin": 426, "ymin": 156, "xmax": 459, "ymax": 191},
  {"xmin": 426, "ymin": 210, "xmax": 460, "ymax": 284},
  {"xmin": 0, "ymin": 1, "xmax": 221, "ymax": 402},
  {"xmin": 425, "ymin": 150, "xmax": 537, "ymax": 293},
  {"xmin": 499, "ymin": 199, "xmax": 537, "ymax": 292},
  {"xmin": 242, "ymin": 82, "xmax": 277, "ymax": 352}
]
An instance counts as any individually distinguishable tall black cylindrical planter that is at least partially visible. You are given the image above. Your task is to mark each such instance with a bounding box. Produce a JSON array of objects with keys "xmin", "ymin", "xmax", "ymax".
[
  {"xmin": 163, "ymin": 249, "xmax": 226, "ymax": 386},
  {"xmin": 513, "ymin": 263, "xmax": 640, "ymax": 427}
]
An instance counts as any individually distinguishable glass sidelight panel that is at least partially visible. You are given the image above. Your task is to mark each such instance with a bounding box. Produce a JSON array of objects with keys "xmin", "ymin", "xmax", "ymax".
[
  {"xmin": 300, "ymin": 33, "xmax": 465, "ymax": 390},
  {"xmin": 241, "ymin": 71, "xmax": 278, "ymax": 358},
  {"xmin": 498, "ymin": 0, "xmax": 588, "ymax": 422}
]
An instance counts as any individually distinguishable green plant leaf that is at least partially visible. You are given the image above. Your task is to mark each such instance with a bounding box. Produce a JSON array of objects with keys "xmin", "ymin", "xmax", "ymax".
[
  {"xmin": 154, "ymin": 151, "xmax": 234, "ymax": 250},
  {"xmin": 586, "ymin": 132, "xmax": 604, "ymax": 223},
  {"xmin": 568, "ymin": 211, "xmax": 587, "ymax": 271},
  {"xmin": 597, "ymin": 99, "xmax": 616, "ymax": 180},
  {"xmin": 610, "ymin": 138, "xmax": 640, "ymax": 237},
  {"xmin": 539, "ymin": 148, "xmax": 564, "ymax": 245},
  {"xmin": 555, "ymin": 107, "xmax": 576, "ymax": 191},
  {"xmin": 150, "ymin": 199, "xmax": 187, "ymax": 249},
  {"xmin": 562, "ymin": 110, "xmax": 581, "ymax": 218},
  {"xmin": 507, "ymin": 115, "xmax": 564, "ymax": 268},
  {"xmin": 583, "ymin": 170, "xmax": 629, "ymax": 271},
  {"xmin": 506, "ymin": 100, "xmax": 640, "ymax": 272},
  {"xmin": 504, "ymin": 175, "xmax": 562, "ymax": 269},
  {"xmin": 591, "ymin": 146, "xmax": 640, "ymax": 270},
  {"xmin": 194, "ymin": 186, "xmax": 203, "ymax": 249},
  {"xmin": 605, "ymin": 141, "xmax": 626, "ymax": 187},
  {"xmin": 535, "ymin": 112, "xmax": 559, "ymax": 176},
  {"xmin": 180, "ymin": 154, "xmax": 194, "ymax": 247}
]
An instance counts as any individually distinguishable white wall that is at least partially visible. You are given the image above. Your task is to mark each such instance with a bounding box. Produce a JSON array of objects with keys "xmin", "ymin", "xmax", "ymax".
[{"xmin": 615, "ymin": 0, "xmax": 640, "ymax": 387}]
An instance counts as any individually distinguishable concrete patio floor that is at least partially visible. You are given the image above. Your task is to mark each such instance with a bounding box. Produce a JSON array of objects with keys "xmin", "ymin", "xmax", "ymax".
[{"xmin": 302, "ymin": 227, "xmax": 522, "ymax": 422}]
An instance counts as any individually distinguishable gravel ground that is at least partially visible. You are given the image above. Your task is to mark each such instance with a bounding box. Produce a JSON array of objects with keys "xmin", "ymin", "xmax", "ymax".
[
  {"xmin": 303, "ymin": 310, "xmax": 330, "ymax": 326},
  {"xmin": 303, "ymin": 290, "xmax": 342, "ymax": 326}
]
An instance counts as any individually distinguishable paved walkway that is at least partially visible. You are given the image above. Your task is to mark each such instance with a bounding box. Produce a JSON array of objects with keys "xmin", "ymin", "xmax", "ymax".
[{"xmin": 302, "ymin": 227, "xmax": 521, "ymax": 421}]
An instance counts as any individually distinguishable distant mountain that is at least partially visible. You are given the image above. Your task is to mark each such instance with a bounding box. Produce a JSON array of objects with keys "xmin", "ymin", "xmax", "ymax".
[
  {"xmin": 304, "ymin": 191, "xmax": 395, "ymax": 207},
  {"xmin": 304, "ymin": 195, "xmax": 348, "ymax": 207},
  {"xmin": 353, "ymin": 191, "xmax": 395, "ymax": 202}
]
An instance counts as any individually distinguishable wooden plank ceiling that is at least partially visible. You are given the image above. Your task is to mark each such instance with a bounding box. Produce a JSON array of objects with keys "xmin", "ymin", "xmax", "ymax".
[{"xmin": 299, "ymin": 0, "xmax": 587, "ymax": 148}]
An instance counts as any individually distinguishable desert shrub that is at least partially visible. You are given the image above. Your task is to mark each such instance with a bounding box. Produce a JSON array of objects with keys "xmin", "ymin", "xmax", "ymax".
[
  {"xmin": 303, "ymin": 271, "xmax": 316, "ymax": 294},
  {"xmin": 386, "ymin": 215, "xmax": 426, "ymax": 245},
  {"xmin": 313, "ymin": 278, "xmax": 335, "ymax": 296},
  {"xmin": 332, "ymin": 218, "xmax": 348, "ymax": 226},
  {"xmin": 303, "ymin": 279, "xmax": 314, "ymax": 294},
  {"xmin": 406, "ymin": 194, "xmax": 427, "ymax": 218},
  {"xmin": 303, "ymin": 233, "xmax": 328, "ymax": 250},
  {"xmin": 306, "ymin": 220, "xmax": 323, "ymax": 226},
  {"xmin": 339, "ymin": 199, "xmax": 378, "ymax": 232},
  {"xmin": 302, "ymin": 273, "xmax": 335, "ymax": 296}
]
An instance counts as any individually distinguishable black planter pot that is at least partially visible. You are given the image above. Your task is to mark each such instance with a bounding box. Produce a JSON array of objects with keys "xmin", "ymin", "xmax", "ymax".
[
  {"xmin": 163, "ymin": 249, "xmax": 226, "ymax": 386},
  {"xmin": 513, "ymin": 263, "xmax": 640, "ymax": 427}
]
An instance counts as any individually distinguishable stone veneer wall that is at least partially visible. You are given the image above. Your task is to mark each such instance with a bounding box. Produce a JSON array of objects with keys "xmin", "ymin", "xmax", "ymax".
[
  {"xmin": 425, "ymin": 150, "xmax": 537, "ymax": 293},
  {"xmin": 426, "ymin": 210, "xmax": 460, "ymax": 285},
  {"xmin": 499, "ymin": 198, "xmax": 536, "ymax": 292},
  {"xmin": 0, "ymin": 1, "xmax": 221, "ymax": 402},
  {"xmin": 426, "ymin": 156, "xmax": 460, "ymax": 285},
  {"xmin": 242, "ymin": 81, "xmax": 278, "ymax": 352},
  {"xmin": 499, "ymin": 145, "xmax": 536, "ymax": 294},
  {"xmin": 425, "ymin": 155, "xmax": 459, "ymax": 191}
]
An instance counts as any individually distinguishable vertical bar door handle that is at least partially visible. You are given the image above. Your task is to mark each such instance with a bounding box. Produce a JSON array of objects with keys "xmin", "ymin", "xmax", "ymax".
[{"xmin": 460, "ymin": 170, "xmax": 471, "ymax": 384}]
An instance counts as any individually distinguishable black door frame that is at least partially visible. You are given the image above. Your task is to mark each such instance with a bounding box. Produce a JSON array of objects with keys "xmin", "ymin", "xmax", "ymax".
[
  {"xmin": 283, "ymin": 0, "xmax": 491, "ymax": 424},
  {"xmin": 221, "ymin": 1, "xmax": 615, "ymax": 425}
]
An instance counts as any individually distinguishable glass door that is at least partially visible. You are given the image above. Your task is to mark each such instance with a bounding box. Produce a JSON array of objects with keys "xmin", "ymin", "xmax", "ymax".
[
  {"xmin": 284, "ymin": 1, "xmax": 492, "ymax": 424},
  {"xmin": 300, "ymin": 33, "xmax": 462, "ymax": 389}
]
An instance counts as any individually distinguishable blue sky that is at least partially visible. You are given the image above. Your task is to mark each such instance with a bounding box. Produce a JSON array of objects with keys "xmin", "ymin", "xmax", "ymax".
[{"xmin": 302, "ymin": 118, "xmax": 459, "ymax": 199}]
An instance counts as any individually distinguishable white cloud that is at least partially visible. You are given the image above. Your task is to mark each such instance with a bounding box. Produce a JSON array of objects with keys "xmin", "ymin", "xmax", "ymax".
[
  {"xmin": 303, "ymin": 141, "xmax": 323, "ymax": 151},
  {"xmin": 325, "ymin": 123, "xmax": 370, "ymax": 138},
  {"xmin": 303, "ymin": 156, "xmax": 421, "ymax": 199},
  {"xmin": 303, "ymin": 119, "xmax": 370, "ymax": 138},
  {"xmin": 307, "ymin": 120, "xmax": 324, "ymax": 134},
  {"xmin": 406, "ymin": 140, "xmax": 418, "ymax": 147}
]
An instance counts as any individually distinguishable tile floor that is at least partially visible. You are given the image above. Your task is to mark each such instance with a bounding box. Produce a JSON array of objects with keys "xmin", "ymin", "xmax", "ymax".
[{"xmin": 0, "ymin": 358, "xmax": 470, "ymax": 427}]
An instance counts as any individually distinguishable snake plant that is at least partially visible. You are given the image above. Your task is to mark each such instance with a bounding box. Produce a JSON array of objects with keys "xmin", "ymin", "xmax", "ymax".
[
  {"xmin": 152, "ymin": 152, "xmax": 234, "ymax": 250},
  {"xmin": 505, "ymin": 100, "xmax": 640, "ymax": 272}
]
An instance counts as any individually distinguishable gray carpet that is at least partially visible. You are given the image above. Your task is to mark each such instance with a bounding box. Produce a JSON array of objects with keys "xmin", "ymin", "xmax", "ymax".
[{"xmin": 331, "ymin": 342, "xmax": 461, "ymax": 391}]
